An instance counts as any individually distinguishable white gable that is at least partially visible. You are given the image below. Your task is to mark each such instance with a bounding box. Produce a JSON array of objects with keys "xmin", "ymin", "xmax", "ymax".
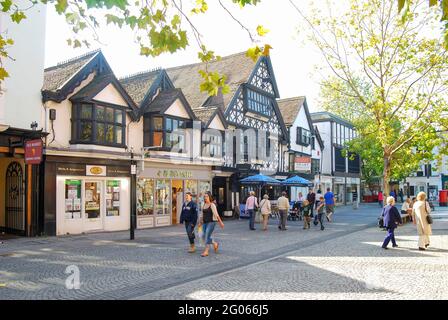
[
  {"xmin": 164, "ymin": 98, "xmax": 191, "ymax": 119},
  {"xmin": 208, "ymin": 114, "xmax": 225, "ymax": 131},
  {"xmin": 93, "ymin": 83, "xmax": 128, "ymax": 107},
  {"xmin": 293, "ymin": 105, "xmax": 311, "ymax": 130}
]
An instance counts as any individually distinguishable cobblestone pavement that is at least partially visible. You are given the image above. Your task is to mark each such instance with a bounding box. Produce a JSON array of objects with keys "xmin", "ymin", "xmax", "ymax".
[{"xmin": 0, "ymin": 204, "xmax": 446, "ymax": 300}]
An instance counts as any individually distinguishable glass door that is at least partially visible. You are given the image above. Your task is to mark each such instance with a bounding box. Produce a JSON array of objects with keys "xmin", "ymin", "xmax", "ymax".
[{"xmin": 83, "ymin": 181, "xmax": 104, "ymax": 232}]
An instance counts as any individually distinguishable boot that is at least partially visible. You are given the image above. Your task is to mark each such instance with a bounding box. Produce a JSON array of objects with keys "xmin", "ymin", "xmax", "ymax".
[{"xmin": 188, "ymin": 244, "xmax": 196, "ymax": 253}]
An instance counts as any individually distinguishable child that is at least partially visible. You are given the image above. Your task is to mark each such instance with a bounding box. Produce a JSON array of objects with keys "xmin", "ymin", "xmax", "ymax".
[
  {"xmin": 316, "ymin": 196, "xmax": 325, "ymax": 231},
  {"xmin": 302, "ymin": 200, "xmax": 311, "ymax": 229}
]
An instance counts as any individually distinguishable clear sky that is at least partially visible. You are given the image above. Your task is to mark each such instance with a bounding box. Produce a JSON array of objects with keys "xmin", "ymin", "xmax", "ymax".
[{"xmin": 44, "ymin": 0, "xmax": 325, "ymax": 111}]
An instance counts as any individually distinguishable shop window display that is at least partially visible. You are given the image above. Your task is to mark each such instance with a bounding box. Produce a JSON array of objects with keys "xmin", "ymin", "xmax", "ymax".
[
  {"xmin": 65, "ymin": 180, "xmax": 82, "ymax": 219},
  {"xmin": 184, "ymin": 180, "xmax": 198, "ymax": 202},
  {"xmin": 137, "ymin": 179, "xmax": 155, "ymax": 215},
  {"xmin": 85, "ymin": 182, "xmax": 101, "ymax": 219},
  {"xmin": 156, "ymin": 179, "xmax": 170, "ymax": 215},
  {"xmin": 106, "ymin": 180, "xmax": 120, "ymax": 216},
  {"xmin": 198, "ymin": 180, "xmax": 211, "ymax": 212}
]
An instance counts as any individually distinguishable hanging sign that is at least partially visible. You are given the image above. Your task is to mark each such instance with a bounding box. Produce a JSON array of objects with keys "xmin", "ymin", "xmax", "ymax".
[{"xmin": 24, "ymin": 139, "xmax": 43, "ymax": 164}]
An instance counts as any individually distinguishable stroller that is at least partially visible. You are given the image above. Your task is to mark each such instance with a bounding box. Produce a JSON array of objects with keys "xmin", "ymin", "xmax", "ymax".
[{"xmin": 288, "ymin": 209, "xmax": 302, "ymax": 221}]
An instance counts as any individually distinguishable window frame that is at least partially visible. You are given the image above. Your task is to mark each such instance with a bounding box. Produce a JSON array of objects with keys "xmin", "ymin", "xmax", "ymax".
[
  {"xmin": 145, "ymin": 115, "xmax": 188, "ymax": 152},
  {"xmin": 70, "ymin": 102, "xmax": 126, "ymax": 147},
  {"xmin": 296, "ymin": 127, "xmax": 311, "ymax": 146},
  {"xmin": 244, "ymin": 85, "xmax": 272, "ymax": 117}
]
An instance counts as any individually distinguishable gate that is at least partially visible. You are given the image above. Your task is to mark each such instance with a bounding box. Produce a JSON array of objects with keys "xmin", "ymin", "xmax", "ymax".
[{"xmin": 5, "ymin": 161, "xmax": 25, "ymax": 234}]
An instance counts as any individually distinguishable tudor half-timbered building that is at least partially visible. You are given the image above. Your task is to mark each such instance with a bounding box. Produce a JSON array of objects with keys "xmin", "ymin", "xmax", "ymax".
[{"xmin": 165, "ymin": 53, "xmax": 289, "ymax": 213}]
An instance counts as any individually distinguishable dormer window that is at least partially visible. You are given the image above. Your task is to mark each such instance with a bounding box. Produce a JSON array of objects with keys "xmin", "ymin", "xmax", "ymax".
[
  {"xmin": 71, "ymin": 103, "xmax": 126, "ymax": 147},
  {"xmin": 296, "ymin": 127, "xmax": 311, "ymax": 146},
  {"xmin": 145, "ymin": 116, "xmax": 186, "ymax": 151}
]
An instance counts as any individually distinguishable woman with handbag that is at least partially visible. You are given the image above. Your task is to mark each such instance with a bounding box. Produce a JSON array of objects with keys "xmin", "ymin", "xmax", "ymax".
[
  {"xmin": 198, "ymin": 192, "xmax": 225, "ymax": 257},
  {"xmin": 412, "ymin": 192, "xmax": 433, "ymax": 251},
  {"xmin": 259, "ymin": 194, "xmax": 271, "ymax": 231}
]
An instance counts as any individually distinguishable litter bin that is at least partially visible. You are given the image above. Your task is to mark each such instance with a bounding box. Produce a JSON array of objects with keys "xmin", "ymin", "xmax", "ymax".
[{"xmin": 439, "ymin": 190, "xmax": 448, "ymax": 207}]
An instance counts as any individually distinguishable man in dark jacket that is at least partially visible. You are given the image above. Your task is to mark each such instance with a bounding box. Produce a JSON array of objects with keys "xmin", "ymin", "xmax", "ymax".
[
  {"xmin": 307, "ymin": 189, "xmax": 316, "ymax": 217},
  {"xmin": 180, "ymin": 192, "xmax": 198, "ymax": 253},
  {"xmin": 381, "ymin": 196, "xmax": 403, "ymax": 249}
]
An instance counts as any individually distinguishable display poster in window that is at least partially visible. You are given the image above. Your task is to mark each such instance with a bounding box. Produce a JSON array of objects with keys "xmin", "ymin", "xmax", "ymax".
[
  {"xmin": 65, "ymin": 180, "xmax": 81, "ymax": 219},
  {"xmin": 106, "ymin": 180, "xmax": 120, "ymax": 216},
  {"xmin": 294, "ymin": 156, "xmax": 311, "ymax": 173},
  {"xmin": 137, "ymin": 179, "xmax": 155, "ymax": 216}
]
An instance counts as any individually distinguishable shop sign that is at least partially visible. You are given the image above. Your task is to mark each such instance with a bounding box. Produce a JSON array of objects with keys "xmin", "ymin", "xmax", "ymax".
[
  {"xmin": 156, "ymin": 169, "xmax": 193, "ymax": 179},
  {"xmin": 107, "ymin": 166, "xmax": 131, "ymax": 177},
  {"xmin": 86, "ymin": 165, "xmax": 106, "ymax": 176},
  {"xmin": 57, "ymin": 164, "xmax": 86, "ymax": 176},
  {"xmin": 24, "ymin": 139, "xmax": 43, "ymax": 164},
  {"xmin": 334, "ymin": 177, "xmax": 344, "ymax": 183},
  {"xmin": 294, "ymin": 156, "xmax": 311, "ymax": 173}
]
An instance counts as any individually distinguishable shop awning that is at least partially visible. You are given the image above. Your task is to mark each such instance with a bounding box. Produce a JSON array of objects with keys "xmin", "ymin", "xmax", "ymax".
[
  {"xmin": 281, "ymin": 175, "xmax": 312, "ymax": 187},
  {"xmin": 240, "ymin": 174, "xmax": 281, "ymax": 186}
]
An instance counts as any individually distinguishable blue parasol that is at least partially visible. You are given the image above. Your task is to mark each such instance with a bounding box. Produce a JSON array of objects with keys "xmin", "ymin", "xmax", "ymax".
[{"xmin": 281, "ymin": 175, "xmax": 312, "ymax": 187}]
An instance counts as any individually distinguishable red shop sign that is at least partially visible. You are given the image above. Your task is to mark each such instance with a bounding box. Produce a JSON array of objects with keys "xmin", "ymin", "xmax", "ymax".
[{"xmin": 25, "ymin": 139, "xmax": 43, "ymax": 164}]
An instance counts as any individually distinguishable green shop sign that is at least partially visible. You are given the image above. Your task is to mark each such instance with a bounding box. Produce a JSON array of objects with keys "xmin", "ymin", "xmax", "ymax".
[
  {"xmin": 65, "ymin": 180, "xmax": 81, "ymax": 186},
  {"xmin": 156, "ymin": 170, "xmax": 193, "ymax": 179}
]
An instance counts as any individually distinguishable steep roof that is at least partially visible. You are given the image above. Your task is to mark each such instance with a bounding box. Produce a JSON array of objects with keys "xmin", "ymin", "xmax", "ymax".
[
  {"xmin": 166, "ymin": 52, "xmax": 257, "ymax": 110},
  {"xmin": 119, "ymin": 70, "xmax": 162, "ymax": 106},
  {"xmin": 143, "ymin": 89, "xmax": 196, "ymax": 120},
  {"xmin": 43, "ymin": 50, "xmax": 100, "ymax": 91},
  {"xmin": 277, "ymin": 96, "xmax": 306, "ymax": 126},
  {"xmin": 193, "ymin": 107, "xmax": 218, "ymax": 124},
  {"xmin": 311, "ymin": 111, "xmax": 354, "ymax": 128}
]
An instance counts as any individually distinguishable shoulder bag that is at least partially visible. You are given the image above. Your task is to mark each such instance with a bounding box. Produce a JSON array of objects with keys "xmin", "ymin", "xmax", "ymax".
[{"xmin": 425, "ymin": 203, "xmax": 433, "ymax": 225}]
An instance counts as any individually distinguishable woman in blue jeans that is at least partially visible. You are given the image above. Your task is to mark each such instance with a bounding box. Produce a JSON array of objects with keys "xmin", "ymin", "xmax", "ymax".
[{"xmin": 198, "ymin": 192, "xmax": 224, "ymax": 257}]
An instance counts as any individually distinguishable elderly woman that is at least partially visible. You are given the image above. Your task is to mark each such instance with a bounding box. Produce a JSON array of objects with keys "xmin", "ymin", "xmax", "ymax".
[
  {"xmin": 381, "ymin": 196, "xmax": 402, "ymax": 249},
  {"xmin": 412, "ymin": 192, "xmax": 432, "ymax": 251},
  {"xmin": 259, "ymin": 194, "xmax": 271, "ymax": 231}
]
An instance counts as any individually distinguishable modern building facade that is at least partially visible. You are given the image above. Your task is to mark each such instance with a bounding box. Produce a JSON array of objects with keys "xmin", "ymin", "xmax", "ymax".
[{"xmin": 311, "ymin": 112, "xmax": 360, "ymax": 205}]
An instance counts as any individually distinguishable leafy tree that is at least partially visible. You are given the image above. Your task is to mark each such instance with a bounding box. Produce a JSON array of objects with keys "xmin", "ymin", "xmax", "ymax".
[
  {"xmin": 0, "ymin": 0, "xmax": 270, "ymax": 94},
  {"xmin": 292, "ymin": 0, "xmax": 448, "ymax": 198}
]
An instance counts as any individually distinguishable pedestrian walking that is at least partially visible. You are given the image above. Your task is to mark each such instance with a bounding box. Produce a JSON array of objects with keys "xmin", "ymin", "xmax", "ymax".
[
  {"xmin": 259, "ymin": 194, "xmax": 271, "ymax": 231},
  {"xmin": 412, "ymin": 192, "xmax": 432, "ymax": 251},
  {"xmin": 307, "ymin": 188, "xmax": 316, "ymax": 217},
  {"xmin": 324, "ymin": 188, "xmax": 335, "ymax": 222},
  {"xmin": 381, "ymin": 196, "xmax": 402, "ymax": 249},
  {"xmin": 390, "ymin": 190, "xmax": 396, "ymax": 202},
  {"xmin": 179, "ymin": 192, "xmax": 198, "ymax": 253},
  {"xmin": 316, "ymin": 196, "xmax": 325, "ymax": 231},
  {"xmin": 277, "ymin": 191, "xmax": 289, "ymax": 231},
  {"xmin": 315, "ymin": 188, "xmax": 323, "ymax": 210},
  {"xmin": 302, "ymin": 200, "xmax": 311, "ymax": 229},
  {"xmin": 378, "ymin": 190, "xmax": 384, "ymax": 207},
  {"xmin": 245, "ymin": 191, "xmax": 259, "ymax": 231},
  {"xmin": 199, "ymin": 192, "xmax": 224, "ymax": 257}
]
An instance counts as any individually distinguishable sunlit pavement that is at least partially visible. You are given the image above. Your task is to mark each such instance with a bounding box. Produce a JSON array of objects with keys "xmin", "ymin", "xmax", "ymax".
[{"xmin": 0, "ymin": 204, "xmax": 447, "ymax": 300}]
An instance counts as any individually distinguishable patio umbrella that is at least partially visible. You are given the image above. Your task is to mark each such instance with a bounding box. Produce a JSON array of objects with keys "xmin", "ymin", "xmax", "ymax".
[
  {"xmin": 240, "ymin": 174, "xmax": 281, "ymax": 201},
  {"xmin": 281, "ymin": 175, "xmax": 312, "ymax": 187}
]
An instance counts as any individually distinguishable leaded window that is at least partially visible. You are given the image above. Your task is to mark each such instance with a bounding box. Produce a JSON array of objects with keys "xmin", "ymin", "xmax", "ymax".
[
  {"xmin": 71, "ymin": 103, "xmax": 125, "ymax": 147},
  {"xmin": 296, "ymin": 127, "xmax": 311, "ymax": 146},
  {"xmin": 202, "ymin": 132, "xmax": 223, "ymax": 158},
  {"xmin": 146, "ymin": 116, "xmax": 186, "ymax": 151},
  {"xmin": 245, "ymin": 88, "xmax": 271, "ymax": 117}
]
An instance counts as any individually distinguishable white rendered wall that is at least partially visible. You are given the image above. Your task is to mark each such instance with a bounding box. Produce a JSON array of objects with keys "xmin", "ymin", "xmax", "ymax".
[{"xmin": 0, "ymin": 1, "xmax": 47, "ymax": 129}]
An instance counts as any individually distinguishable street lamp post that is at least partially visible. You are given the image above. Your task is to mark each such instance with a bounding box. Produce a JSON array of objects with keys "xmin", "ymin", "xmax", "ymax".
[{"xmin": 130, "ymin": 151, "xmax": 137, "ymax": 240}]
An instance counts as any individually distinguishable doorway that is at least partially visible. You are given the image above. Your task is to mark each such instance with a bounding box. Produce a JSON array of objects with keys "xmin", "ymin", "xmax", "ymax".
[
  {"xmin": 5, "ymin": 161, "xmax": 25, "ymax": 235},
  {"xmin": 172, "ymin": 180, "xmax": 183, "ymax": 224},
  {"xmin": 84, "ymin": 181, "xmax": 103, "ymax": 232}
]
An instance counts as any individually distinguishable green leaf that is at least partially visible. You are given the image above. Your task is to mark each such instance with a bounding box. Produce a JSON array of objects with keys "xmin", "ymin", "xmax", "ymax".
[
  {"xmin": 55, "ymin": 0, "xmax": 68, "ymax": 14},
  {"xmin": 0, "ymin": 67, "xmax": 9, "ymax": 80},
  {"xmin": 10, "ymin": 10, "xmax": 26, "ymax": 23},
  {"xmin": 1, "ymin": 0, "xmax": 13, "ymax": 12},
  {"xmin": 256, "ymin": 25, "xmax": 269, "ymax": 36}
]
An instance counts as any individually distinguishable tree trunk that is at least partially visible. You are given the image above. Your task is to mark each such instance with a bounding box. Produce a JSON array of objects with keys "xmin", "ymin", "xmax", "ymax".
[{"xmin": 382, "ymin": 156, "xmax": 391, "ymax": 205}]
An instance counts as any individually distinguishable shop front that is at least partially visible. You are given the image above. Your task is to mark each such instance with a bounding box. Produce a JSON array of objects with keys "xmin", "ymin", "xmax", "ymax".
[
  {"xmin": 333, "ymin": 177, "xmax": 345, "ymax": 204},
  {"xmin": 43, "ymin": 156, "xmax": 131, "ymax": 236},
  {"xmin": 137, "ymin": 163, "xmax": 212, "ymax": 229}
]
